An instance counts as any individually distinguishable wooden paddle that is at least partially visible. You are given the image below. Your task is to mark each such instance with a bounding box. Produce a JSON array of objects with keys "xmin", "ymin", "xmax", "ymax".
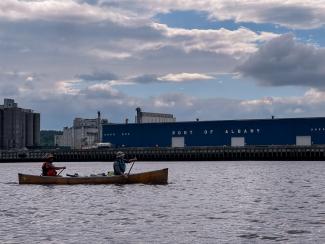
[
  {"xmin": 57, "ymin": 168, "xmax": 65, "ymax": 176},
  {"xmin": 127, "ymin": 157, "xmax": 137, "ymax": 175}
]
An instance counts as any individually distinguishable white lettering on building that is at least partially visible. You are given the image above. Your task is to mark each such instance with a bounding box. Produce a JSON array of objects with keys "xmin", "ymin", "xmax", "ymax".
[
  {"xmin": 224, "ymin": 128, "xmax": 261, "ymax": 135},
  {"xmin": 171, "ymin": 130, "xmax": 193, "ymax": 136},
  {"xmin": 170, "ymin": 127, "xmax": 262, "ymax": 136},
  {"xmin": 311, "ymin": 127, "xmax": 325, "ymax": 132}
]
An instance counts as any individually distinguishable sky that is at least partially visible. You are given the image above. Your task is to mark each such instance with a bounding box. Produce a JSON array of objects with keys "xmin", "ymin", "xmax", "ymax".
[{"xmin": 0, "ymin": 0, "xmax": 325, "ymax": 130}]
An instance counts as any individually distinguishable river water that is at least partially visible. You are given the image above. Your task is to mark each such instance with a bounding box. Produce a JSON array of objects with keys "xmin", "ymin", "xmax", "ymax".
[{"xmin": 1, "ymin": 161, "xmax": 325, "ymax": 243}]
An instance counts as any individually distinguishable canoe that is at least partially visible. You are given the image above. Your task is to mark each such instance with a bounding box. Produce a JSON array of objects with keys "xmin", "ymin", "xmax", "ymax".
[{"xmin": 18, "ymin": 168, "xmax": 168, "ymax": 185}]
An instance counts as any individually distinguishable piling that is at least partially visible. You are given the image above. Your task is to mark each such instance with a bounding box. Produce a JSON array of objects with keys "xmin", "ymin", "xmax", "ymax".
[{"xmin": 1, "ymin": 145, "xmax": 325, "ymax": 162}]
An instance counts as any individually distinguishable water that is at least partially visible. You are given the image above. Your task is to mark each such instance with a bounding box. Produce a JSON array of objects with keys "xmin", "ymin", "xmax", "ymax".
[{"xmin": 1, "ymin": 161, "xmax": 325, "ymax": 243}]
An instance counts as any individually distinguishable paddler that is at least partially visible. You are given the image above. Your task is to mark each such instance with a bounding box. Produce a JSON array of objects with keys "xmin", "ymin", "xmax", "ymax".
[
  {"xmin": 41, "ymin": 153, "xmax": 66, "ymax": 176},
  {"xmin": 113, "ymin": 151, "xmax": 137, "ymax": 177}
]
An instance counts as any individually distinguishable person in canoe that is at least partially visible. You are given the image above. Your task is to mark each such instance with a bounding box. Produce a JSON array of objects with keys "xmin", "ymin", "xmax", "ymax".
[
  {"xmin": 41, "ymin": 153, "xmax": 66, "ymax": 176},
  {"xmin": 113, "ymin": 151, "xmax": 137, "ymax": 177}
]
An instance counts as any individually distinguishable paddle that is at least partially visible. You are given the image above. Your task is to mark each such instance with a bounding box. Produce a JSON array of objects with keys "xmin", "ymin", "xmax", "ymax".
[
  {"xmin": 57, "ymin": 168, "xmax": 65, "ymax": 176},
  {"xmin": 127, "ymin": 157, "xmax": 137, "ymax": 175}
]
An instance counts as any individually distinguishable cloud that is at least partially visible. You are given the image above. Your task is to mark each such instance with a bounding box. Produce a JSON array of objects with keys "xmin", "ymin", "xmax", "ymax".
[
  {"xmin": 118, "ymin": 0, "xmax": 325, "ymax": 29},
  {"xmin": 1, "ymin": 1, "xmax": 324, "ymax": 130},
  {"xmin": 237, "ymin": 34, "xmax": 325, "ymax": 89},
  {"xmin": 55, "ymin": 76, "xmax": 125, "ymax": 97},
  {"xmin": 131, "ymin": 74, "xmax": 159, "ymax": 84},
  {"xmin": 206, "ymin": 1, "xmax": 325, "ymax": 29},
  {"xmin": 0, "ymin": 70, "xmax": 46, "ymax": 97},
  {"xmin": 83, "ymin": 82, "xmax": 123, "ymax": 98},
  {"xmin": 0, "ymin": 0, "xmax": 138, "ymax": 26},
  {"xmin": 26, "ymin": 76, "xmax": 34, "ymax": 81},
  {"xmin": 0, "ymin": 1, "xmax": 281, "ymax": 84},
  {"xmin": 77, "ymin": 71, "xmax": 118, "ymax": 82},
  {"xmin": 8, "ymin": 78, "xmax": 325, "ymax": 130},
  {"xmin": 239, "ymin": 88, "xmax": 325, "ymax": 117},
  {"xmin": 86, "ymin": 48, "xmax": 132, "ymax": 60},
  {"xmin": 1, "ymin": 1, "xmax": 324, "ymax": 30},
  {"xmin": 147, "ymin": 88, "xmax": 325, "ymax": 121},
  {"xmin": 152, "ymin": 23, "xmax": 278, "ymax": 56},
  {"xmin": 0, "ymin": 16, "xmax": 264, "ymax": 78},
  {"xmin": 149, "ymin": 93, "xmax": 194, "ymax": 109},
  {"xmin": 129, "ymin": 72, "xmax": 215, "ymax": 84},
  {"xmin": 55, "ymin": 79, "xmax": 81, "ymax": 95},
  {"xmin": 158, "ymin": 73, "xmax": 214, "ymax": 82},
  {"xmin": 131, "ymin": 88, "xmax": 325, "ymax": 123}
]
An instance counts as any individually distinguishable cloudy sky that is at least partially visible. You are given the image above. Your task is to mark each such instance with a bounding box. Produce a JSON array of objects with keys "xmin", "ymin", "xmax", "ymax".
[{"xmin": 1, "ymin": 0, "xmax": 325, "ymax": 129}]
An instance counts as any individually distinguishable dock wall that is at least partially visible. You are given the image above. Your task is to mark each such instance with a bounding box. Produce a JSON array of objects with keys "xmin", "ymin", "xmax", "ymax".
[{"xmin": 1, "ymin": 146, "xmax": 325, "ymax": 162}]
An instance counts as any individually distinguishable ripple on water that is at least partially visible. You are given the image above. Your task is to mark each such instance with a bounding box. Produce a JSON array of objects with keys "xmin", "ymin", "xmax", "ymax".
[
  {"xmin": 260, "ymin": 235, "xmax": 283, "ymax": 241},
  {"xmin": 238, "ymin": 233, "xmax": 259, "ymax": 239},
  {"xmin": 1, "ymin": 161, "xmax": 325, "ymax": 243},
  {"xmin": 246, "ymin": 218, "xmax": 266, "ymax": 223},
  {"xmin": 286, "ymin": 230, "xmax": 312, "ymax": 234},
  {"xmin": 306, "ymin": 221, "xmax": 325, "ymax": 225},
  {"xmin": 2, "ymin": 182, "xmax": 18, "ymax": 185}
]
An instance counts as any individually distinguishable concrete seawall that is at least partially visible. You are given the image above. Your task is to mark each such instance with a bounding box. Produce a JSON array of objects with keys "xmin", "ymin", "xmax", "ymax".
[{"xmin": 1, "ymin": 146, "xmax": 325, "ymax": 162}]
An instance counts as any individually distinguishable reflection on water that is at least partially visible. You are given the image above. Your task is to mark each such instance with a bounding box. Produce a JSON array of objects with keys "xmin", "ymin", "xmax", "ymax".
[{"xmin": 1, "ymin": 161, "xmax": 325, "ymax": 243}]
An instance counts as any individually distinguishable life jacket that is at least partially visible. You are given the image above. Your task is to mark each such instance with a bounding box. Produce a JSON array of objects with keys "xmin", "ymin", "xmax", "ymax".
[
  {"xmin": 113, "ymin": 158, "xmax": 127, "ymax": 175},
  {"xmin": 42, "ymin": 162, "xmax": 57, "ymax": 176}
]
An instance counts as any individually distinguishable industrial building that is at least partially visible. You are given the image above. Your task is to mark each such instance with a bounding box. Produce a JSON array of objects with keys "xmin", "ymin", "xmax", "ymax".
[
  {"xmin": 55, "ymin": 112, "xmax": 108, "ymax": 149},
  {"xmin": 102, "ymin": 114, "xmax": 325, "ymax": 148},
  {"xmin": 135, "ymin": 107, "xmax": 176, "ymax": 123},
  {"xmin": 0, "ymin": 98, "xmax": 40, "ymax": 150}
]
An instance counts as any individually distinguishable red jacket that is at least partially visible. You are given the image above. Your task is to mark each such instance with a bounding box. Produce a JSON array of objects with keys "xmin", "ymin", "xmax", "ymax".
[{"xmin": 42, "ymin": 162, "xmax": 57, "ymax": 176}]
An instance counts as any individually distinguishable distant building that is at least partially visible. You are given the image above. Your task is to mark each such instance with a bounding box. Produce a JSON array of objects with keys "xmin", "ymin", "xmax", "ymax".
[
  {"xmin": 135, "ymin": 107, "xmax": 176, "ymax": 123},
  {"xmin": 55, "ymin": 112, "xmax": 109, "ymax": 149},
  {"xmin": 0, "ymin": 98, "xmax": 40, "ymax": 150},
  {"xmin": 103, "ymin": 116, "xmax": 325, "ymax": 148},
  {"xmin": 54, "ymin": 127, "xmax": 73, "ymax": 148}
]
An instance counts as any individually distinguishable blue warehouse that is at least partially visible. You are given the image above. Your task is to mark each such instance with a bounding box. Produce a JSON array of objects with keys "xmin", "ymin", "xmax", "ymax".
[{"xmin": 102, "ymin": 117, "xmax": 325, "ymax": 148}]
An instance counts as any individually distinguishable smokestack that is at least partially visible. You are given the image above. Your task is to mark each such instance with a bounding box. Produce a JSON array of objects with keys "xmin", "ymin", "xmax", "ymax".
[
  {"xmin": 136, "ymin": 107, "xmax": 142, "ymax": 123},
  {"xmin": 97, "ymin": 111, "xmax": 101, "ymax": 143}
]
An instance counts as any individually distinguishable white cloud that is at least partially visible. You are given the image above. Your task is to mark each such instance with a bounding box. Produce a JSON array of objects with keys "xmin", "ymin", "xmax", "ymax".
[
  {"xmin": 55, "ymin": 79, "xmax": 81, "ymax": 95},
  {"xmin": 152, "ymin": 23, "xmax": 278, "ymax": 56},
  {"xmin": 108, "ymin": 80, "xmax": 135, "ymax": 86},
  {"xmin": 87, "ymin": 48, "xmax": 132, "ymax": 60},
  {"xmin": 86, "ymin": 82, "xmax": 120, "ymax": 96},
  {"xmin": 26, "ymin": 76, "xmax": 34, "ymax": 81},
  {"xmin": 241, "ymin": 97, "xmax": 275, "ymax": 106},
  {"xmin": 152, "ymin": 93, "xmax": 194, "ymax": 108},
  {"xmin": 158, "ymin": 72, "xmax": 214, "ymax": 82},
  {"xmin": 0, "ymin": 0, "xmax": 137, "ymax": 25},
  {"xmin": 1, "ymin": 0, "xmax": 324, "ymax": 30},
  {"xmin": 80, "ymin": 24, "xmax": 277, "ymax": 63},
  {"xmin": 127, "ymin": 0, "xmax": 325, "ymax": 29},
  {"xmin": 239, "ymin": 88, "xmax": 325, "ymax": 116}
]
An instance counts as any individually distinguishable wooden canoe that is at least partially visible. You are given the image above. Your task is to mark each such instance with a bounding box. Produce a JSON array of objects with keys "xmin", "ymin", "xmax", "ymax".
[{"xmin": 18, "ymin": 168, "xmax": 168, "ymax": 185}]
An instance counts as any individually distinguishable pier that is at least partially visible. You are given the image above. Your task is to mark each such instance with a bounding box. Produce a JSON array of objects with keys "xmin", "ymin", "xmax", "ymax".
[{"xmin": 1, "ymin": 145, "xmax": 325, "ymax": 162}]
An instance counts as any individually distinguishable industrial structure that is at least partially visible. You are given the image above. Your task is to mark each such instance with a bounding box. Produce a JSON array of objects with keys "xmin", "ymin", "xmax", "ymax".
[
  {"xmin": 55, "ymin": 112, "xmax": 108, "ymax": 149},
  {"xmin": 135, "ymin": 107, "xmax": 176, "ymax": 123},
  {"xmin": 103, "ymin": 113, "xmax": 325, "ymax": 148},
  {"xmin": 3, "ymin": 108, "xmax": 325, "ymax": 161},
  {"xmin": 0, "ymin": 98, "xmax": 40, "ymax": 150}
]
